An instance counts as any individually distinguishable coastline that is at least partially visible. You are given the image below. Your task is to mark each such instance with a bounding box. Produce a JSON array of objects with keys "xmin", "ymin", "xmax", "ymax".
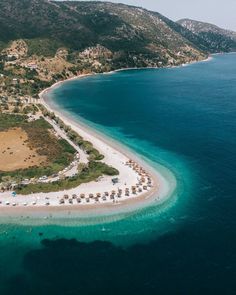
[
  {"xmin": 1, "ymin": 56, "xmax": 215, "ymax": 222},
  {"xmin": 0, "ymin": 67, "xmax": 178, "ymax": 222},
  {"xmin": 0, "ymin": 55, "xmax": 214, "ymax": 222},
  {"xmin": 35, "ymin": 53, "xmax": 212, "ymax": 97},
  {"xmin": 38, "ymin": 81, "xmax": 176, "ymax": 218}
]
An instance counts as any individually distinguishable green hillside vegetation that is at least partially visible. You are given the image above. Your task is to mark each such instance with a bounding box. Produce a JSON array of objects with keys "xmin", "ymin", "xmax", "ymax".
[
  {"xmin": 26, "ymin": 38, "xmax": 64, "ymax": 57},
  {"xmin": 5, "ymin": 0, "xmax": 235, "ymax": 104},
  {"xmin": 0, "ymin": 1, "xmax": 234, "ymax": 194},
  {"xmin": 0, "ymin": 0, "xmax": 234, "ymax": 70},
  {"xmin": 0, "ymin": 0, "xmax": 208, "ymax": 68},
  {"xmin": 177, "ymin": 19, "xmax": 236, "ymax": 52}
]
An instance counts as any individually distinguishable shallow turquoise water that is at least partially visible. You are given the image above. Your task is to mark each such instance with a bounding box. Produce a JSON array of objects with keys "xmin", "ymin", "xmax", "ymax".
[{"xmin": 1, "ymin": 53, "xmax": 236, "ymax": 294}]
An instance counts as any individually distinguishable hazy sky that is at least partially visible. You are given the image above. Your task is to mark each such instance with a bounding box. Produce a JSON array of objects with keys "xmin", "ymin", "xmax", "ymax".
[{"xmin": 77, "ymin": 0, "xmax": 236, "ymax": 31}]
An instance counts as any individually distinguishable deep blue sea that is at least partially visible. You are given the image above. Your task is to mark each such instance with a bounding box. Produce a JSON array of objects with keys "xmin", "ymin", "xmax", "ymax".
[{"xmin": 0, "ymin": 53, "xmax": 236, "ymax": 294}]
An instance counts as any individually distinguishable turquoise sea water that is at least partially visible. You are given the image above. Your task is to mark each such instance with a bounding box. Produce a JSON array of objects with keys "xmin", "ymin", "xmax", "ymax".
[{"xmin": 0, "ymin": 53, "xmax": 236, "ymax": 294}]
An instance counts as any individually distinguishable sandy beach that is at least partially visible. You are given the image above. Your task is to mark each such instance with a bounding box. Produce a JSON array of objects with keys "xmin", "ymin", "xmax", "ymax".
[{"xmin": 0, "ymin": 70, "xmax": 177, "ymax": 220}]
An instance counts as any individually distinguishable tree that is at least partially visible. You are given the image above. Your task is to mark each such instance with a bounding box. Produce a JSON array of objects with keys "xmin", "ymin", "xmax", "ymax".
[{"xmin": 1, "ymin": 176, "xmax": 14, "ymax": 190}]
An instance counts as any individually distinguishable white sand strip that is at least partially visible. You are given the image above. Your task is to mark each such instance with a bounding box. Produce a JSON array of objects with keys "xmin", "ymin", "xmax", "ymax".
[{"xmin": 0, "ymin": 73, "xmax": 176, "ymax": 220}]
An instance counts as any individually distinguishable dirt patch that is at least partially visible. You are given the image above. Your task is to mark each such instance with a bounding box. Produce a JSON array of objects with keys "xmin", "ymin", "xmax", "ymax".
[{"xmin": 0, "ymin": 128, "xmax": 46, "ymax": 171}]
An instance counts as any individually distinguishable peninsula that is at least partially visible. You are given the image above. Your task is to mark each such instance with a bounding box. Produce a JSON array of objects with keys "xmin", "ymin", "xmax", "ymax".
[
  {"xmin": 0, "ymin": 78, "xmax": 171, "ymax": 217},
  {"xmin": 0, "ymin": 0, "xmax": 234, "ymax": 218}
]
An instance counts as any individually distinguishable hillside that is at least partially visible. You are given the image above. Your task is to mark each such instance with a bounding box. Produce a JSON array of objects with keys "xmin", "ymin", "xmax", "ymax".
[
  {"xmin": 177, "ymin": 19, "xmax": 236, "ymax": 52},
  {"xmin": 1, "ymin": 0, "xmax": 234, "ymax": 106},
  {"xmin": 0, "ymin": 0, "xmax": 206, "ymax": 67}
]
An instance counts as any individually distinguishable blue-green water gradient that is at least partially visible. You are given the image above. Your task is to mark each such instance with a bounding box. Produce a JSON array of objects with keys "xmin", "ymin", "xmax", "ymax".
[{"xmin": 1, "ymin": 53, "xmax": 236, "ymax": 294}]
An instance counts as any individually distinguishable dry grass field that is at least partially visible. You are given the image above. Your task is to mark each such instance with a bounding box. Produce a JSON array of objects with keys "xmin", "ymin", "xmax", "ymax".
[
  {"xmin": 0, "ymin": 128, "xmax": 46, "ymax": 172},
  {"xmin": 0, "ymin": 114, "xmax": 76, "ymax": 184}
]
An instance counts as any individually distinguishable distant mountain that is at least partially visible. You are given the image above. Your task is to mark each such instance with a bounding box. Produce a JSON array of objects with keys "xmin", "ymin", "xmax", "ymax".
[
  {"xmin": 1, "ymin": 0, "xmax": 235, "ymax": 78},
  {"xmin": 0, "ymin": 0, "xmax": 207, "ymax": 69},
  {"xmin": 177, "ymin": 19, "xmax": 236, "ymax": 52}
]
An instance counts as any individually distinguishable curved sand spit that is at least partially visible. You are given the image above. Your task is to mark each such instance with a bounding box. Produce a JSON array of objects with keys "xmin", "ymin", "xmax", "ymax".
[{"xmin": 0, "ymin": 73, "xmax": 176, "ymax": 220}]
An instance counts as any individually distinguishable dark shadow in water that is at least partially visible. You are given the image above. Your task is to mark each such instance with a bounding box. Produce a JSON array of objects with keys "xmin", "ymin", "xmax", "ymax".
[{"xmin": 4, "ymin": 226, "xmax": 236, "ymax": 295}]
